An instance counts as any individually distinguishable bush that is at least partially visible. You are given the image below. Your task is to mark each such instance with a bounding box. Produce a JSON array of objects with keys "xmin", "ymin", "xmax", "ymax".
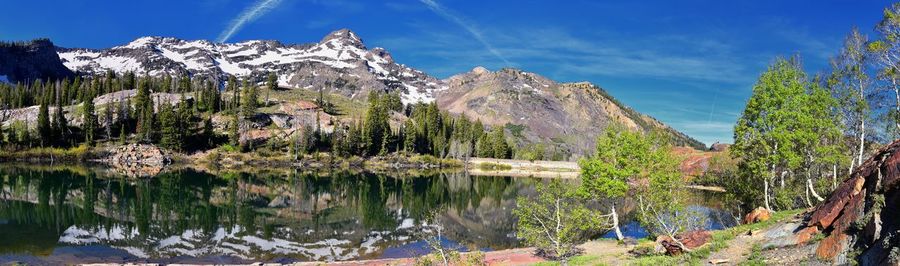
[
  {"xmin": 477, "ymin": 162, "xmax": 512, "ymax": 171},
  {"xmin": 514, "ymin": 180, "xmax": 606, "ymax": 262}
]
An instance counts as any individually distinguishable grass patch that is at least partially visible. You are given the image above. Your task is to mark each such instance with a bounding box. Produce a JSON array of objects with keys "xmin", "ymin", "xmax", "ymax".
[
  {"xmin": 0, "ymin": 144, "xmax": 93, "ymax": 161},
  {"xmin": 738, "ymin": 244, "xmax": 765, "ymax": 266},
  {"xmin": 627, "ymin": 209, "xmax": 803, "ymax": 266},
  {"xmin": 478, "ymin": 162, "xmax": 513, "ymax": 171},
  {"xmin": 409, "ymin": 155, "xmax": 463, "ymax": 167}
]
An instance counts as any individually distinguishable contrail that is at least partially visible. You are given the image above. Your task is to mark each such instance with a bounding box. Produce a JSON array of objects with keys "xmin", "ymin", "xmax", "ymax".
[
  {"xmin": 217, "ymin": 0, "xmax": 285, "ymax": 43},
  {"xmin": 418, "ymin": 0, "xmax": 511, "ymax": 66}
]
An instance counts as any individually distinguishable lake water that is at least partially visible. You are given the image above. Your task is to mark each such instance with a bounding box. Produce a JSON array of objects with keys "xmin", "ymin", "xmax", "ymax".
[{"xmin": 0, "ymin": 164, "xmax": 736, "ymax": 264}]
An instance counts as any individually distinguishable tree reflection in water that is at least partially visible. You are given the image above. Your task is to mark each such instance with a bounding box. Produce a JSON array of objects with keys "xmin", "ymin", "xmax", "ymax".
[{"xmin": 0, "ymin": 165, "xmax": 523, "ymax": 263}]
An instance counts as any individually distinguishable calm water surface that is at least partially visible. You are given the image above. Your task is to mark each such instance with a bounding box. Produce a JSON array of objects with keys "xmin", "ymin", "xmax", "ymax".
[{"xmin": 0, "ymin": 164, "xmax": 735, "ymax": 264}]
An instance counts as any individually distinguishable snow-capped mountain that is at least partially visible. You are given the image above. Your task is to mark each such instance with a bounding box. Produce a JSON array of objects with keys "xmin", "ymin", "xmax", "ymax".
[{"xmin": 57, "ymin": 29, "xmax": 443, "ymax": 104}]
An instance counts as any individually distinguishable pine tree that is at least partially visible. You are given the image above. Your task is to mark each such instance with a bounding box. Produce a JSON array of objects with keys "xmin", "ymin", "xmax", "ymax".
[
  {"xmin": 363, "ymin": 93, "xmax": 390, "ymax": 156},
  {"xmin": 134, "ymin": 77, "xmax": 154, "ymax": 143},
  {"xmin": 203, "ymin": 116, "xmax": 214, "ymax": 149},
  {"xmin": 83, "ymin": 94, "xmax": 97, "ymax": 146},
  {"xmin": 240, "ymin": 79, "xmax": 258, "ymax": 117},
  {"xmin": 52, "ymin": 103, "xmax": 68, "ymax": 146},
  {"xmin": 36, "ymin": 102, "xmax": 51, "ymax": 147},
  {"xmin": 491, "ymin": 127, "xmax": 511, "ymax": 159},
  {"xmin": 158, "ymin": 102, "xmax": 180, "ymax": 150}
]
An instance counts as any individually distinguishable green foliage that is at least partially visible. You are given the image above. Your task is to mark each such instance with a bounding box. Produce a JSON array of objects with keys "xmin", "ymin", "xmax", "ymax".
[
  {"xmin": 477, "ymin": 162, "xmax": 512, "ymax": 171},
  {"xmin": 732, "ymin": 57, "xmax": 845, "ymax": 211},
  {"xmin": 82, "ymin": 94, "xmax": 97, "ymax": 146},
  {"xmin": 157, "ymin": 102, "xmax": 180, "ymax": 151},
  {"xmin": 36, "ymin": 102, "xmax": 50, "ymax": 147},
  {"xmin": 513, "ymin": 180, "xmax": 606, "ymax": 261},
  {"xmin": 579, "ymin": 124, "xmax": 693, "ymax": 238},
  {"xmin": 240, "ymin": 79, "xmax": 258, "ymax": 117}
]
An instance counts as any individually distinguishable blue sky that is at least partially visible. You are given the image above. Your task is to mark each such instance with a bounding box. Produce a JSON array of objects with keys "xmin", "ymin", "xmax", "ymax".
[{"xmin": 0, "ymin": 0, "xmax": 891, "ymax": 145}]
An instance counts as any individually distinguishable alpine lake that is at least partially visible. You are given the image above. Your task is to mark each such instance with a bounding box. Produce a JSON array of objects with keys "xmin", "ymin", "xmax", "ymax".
[{"xmin": 0, "ymin": 163, "xmax": 736, "ymax": 264}]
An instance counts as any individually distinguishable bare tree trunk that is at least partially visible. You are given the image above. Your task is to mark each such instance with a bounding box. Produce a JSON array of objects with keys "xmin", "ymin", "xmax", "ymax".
[
  {"xmin": 610, "ymin": 205, "xmax": 624, "ymax": 241},
  {"xmin": 832, "ymin": 164, "xmax": 838, "ymax": 190},
  {"xmin": 859, "ymin": 114, "xmax": 866, "ymax": 166},
  {"xmin": 807, "ymin": 177, "xmax": 824, "ymax": 202},
  {"xmin": 764, "ymin": 178, "xmax": 771, "ymax": 211},
  {"xmin": 804, "ymin": 182, "xmax": 813, "ymax": 207}
]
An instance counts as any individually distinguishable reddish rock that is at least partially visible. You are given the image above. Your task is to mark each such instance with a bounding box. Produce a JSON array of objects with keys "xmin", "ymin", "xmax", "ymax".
[
  {"xmin": 677, "ymin": 231, "xmax": 712, "ymax": 249},
  {"xmin": 792, "ymin": 139, "xmax": 900, "ymax": 263},
  {"xmin": 816, "ymin": 233, "xmax": 848, "ymax": 260},
  {"xmin": 833, "ymin": 189, "xmax": 865, "ymax": 234},
  {"xmin": 653, "ymin": 231, "xmax": 711, "ymax": 256},
  {"xmin": 743, "ymin": 207, "xmax": 771, "ymax": 224},
  {"xmin": 883, "ymin": 150, "xmax": 900, "ymax": 190},
  {"xmin": 795, "ymin": 226, "xmax": 820, "ymax": 245}
]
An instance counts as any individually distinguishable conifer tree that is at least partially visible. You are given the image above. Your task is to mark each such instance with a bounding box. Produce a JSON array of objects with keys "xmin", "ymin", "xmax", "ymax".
[
  {"xmin": 52, "ymin": 103, "xmax": 68, "ymax": 146},
  {"xmin": 240, "ymin": 79, "xmax": 258, "ymax": 117},
  {"xmin": 36, "ymin": 102, "xmax": 51, "ymax": 147},
  {"xmin": 83, "ymin": 94, "xmax": 97, "ymax": 146},
  {"xmin": 158, "ymin": 102, "xmax": 180, "ymax": 151}
]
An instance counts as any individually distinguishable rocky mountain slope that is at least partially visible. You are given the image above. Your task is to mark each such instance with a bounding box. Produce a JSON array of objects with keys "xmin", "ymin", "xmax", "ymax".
[
  {"xmin": 437, "ymin": 67, "xmax": 705, "ymax": 158},
  {"xmin": 0, "ymin": 39, "xmax": 73, "ymax": 83},
  {"xmin": 58, "ymin": 29, "xmax": 441, "ymax": 104},
  {"xmin": 44, "ymin": 29, "xmax": 703, "ymax": 157}
]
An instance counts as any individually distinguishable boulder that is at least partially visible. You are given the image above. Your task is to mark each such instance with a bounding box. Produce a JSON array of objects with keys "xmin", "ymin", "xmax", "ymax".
[
  {"xmin": 104, "ymin": 144, "xmax": 171, "ymax": 178},
  {"xmin": 106, "ymin": 144, "xmax": 170, "ymax": 166},
  {"xmin": 654, "ymin": 235, "xmax": 683, "ymax": 256},
  {"xmin": 653, "ymin": 231, "xmax": 711, "ymax": 256},
  {"xmin": 678, "ymin": 230, "xmax": 711, "ymax": 249},
  {"xmin": 743, "ymin": 207, "xmax": 771, "ymax": 224}
]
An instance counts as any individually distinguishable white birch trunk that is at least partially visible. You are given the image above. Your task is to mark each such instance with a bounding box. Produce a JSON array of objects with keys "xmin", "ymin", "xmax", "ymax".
[
  {"xmin": 764, "ymin": 178, "xmax": 771, "ymax": 211},
  {"xmin": 611, "ymin": 205, "xmax": 624, "ymax": 241}
]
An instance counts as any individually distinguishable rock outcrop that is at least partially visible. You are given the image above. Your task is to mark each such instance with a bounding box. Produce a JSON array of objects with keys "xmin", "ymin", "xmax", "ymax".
[
  {"xmin": 794, "ymin": 139, "xmax": 900, "ymax": 265},
  {"xmin": 104, "ymin": 144, "xmax": 171, "ymax": 178},
  {"xmin": 0, "ymin": 39, "xmax": 73, "ymax": 83}
]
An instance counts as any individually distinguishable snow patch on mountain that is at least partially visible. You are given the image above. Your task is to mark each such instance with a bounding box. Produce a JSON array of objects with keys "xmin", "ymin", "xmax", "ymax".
[{"xmin": 57, "ymin": 29, "xmax": 439, "ymax": 103}]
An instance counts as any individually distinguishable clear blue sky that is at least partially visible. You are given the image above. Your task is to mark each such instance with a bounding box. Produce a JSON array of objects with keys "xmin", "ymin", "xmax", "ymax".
[{"xmin": 0, "ymin": 0, "xmax": 891, "ymax": 145}]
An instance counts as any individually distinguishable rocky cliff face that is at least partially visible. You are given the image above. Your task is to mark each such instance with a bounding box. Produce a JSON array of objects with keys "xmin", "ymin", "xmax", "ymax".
[
  {"xmin": 436, "ymin": 67, "xmax": 706, "ymax": 158},
  {"xmin": 792, "ymin": 139, "xmax": 900, "ymax": 265},
  {"xmin": 57, "ymin": 29, "xmax": 442, "ymax": 104},
  {"xmin": 0, "ymin": 39, "xmax": 73, "ymax": 83}
]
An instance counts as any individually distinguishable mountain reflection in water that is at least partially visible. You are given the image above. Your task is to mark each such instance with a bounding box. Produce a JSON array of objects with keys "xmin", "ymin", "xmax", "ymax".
[
  {"xmin": 0, "ymin": 164, "xmax": 736, "ymax": 264},
  {"xmin": 0, "ymin": 165, "xmax": 522, "ymax": 264}
]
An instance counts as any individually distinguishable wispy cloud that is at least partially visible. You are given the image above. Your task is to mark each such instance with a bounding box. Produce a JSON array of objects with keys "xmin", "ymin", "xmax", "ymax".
[
  {"xmin": 417, "ymin": 0, "xmax": 511, "ymax": 66},
  {"xmin": 217, "ymin": 0, "xmax": 285, "ymax": 43}
]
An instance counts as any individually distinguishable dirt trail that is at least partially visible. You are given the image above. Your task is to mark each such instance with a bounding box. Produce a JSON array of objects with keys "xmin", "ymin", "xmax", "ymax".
[{"xmin": 706, "ymin": 232, "xmax": 764, "ymax": 265}]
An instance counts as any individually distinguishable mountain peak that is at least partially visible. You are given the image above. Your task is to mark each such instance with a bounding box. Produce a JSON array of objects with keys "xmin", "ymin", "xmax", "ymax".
[
  {"xmin": 320, "ymin": 28, "xmax": 365, "ymax": 50},
  {"xmin": 471, "ymin": 66, "xmax": 490, "ymax": 75}
]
